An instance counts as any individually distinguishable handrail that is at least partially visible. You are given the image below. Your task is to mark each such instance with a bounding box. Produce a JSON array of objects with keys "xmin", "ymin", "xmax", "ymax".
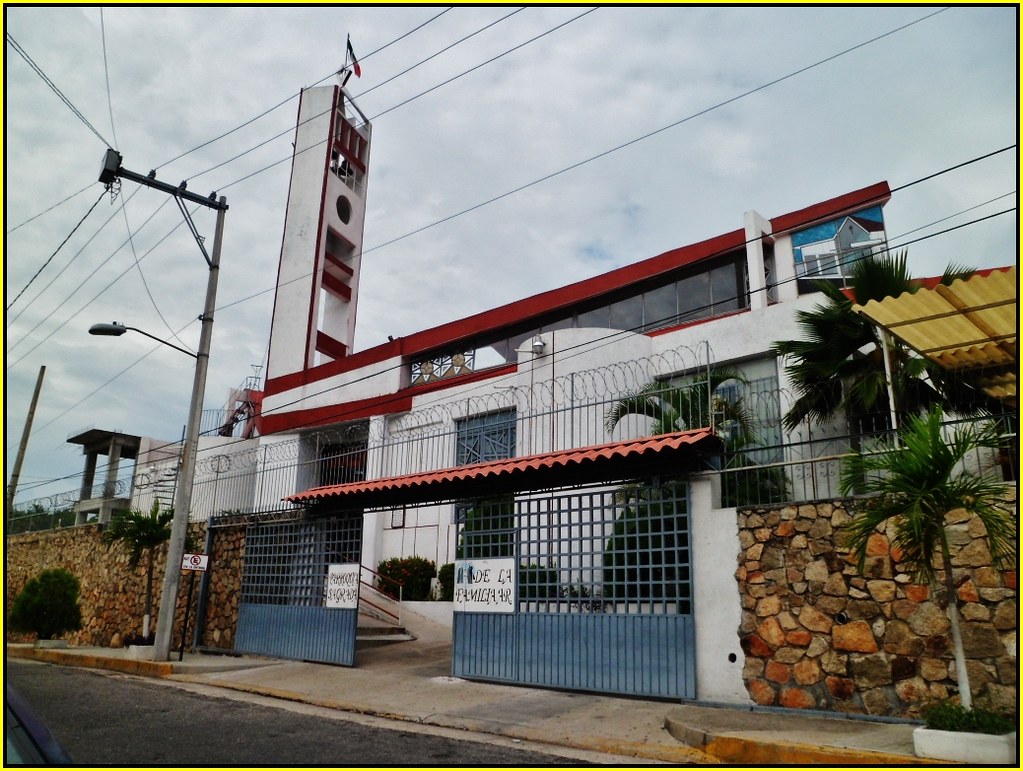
[
  {"xmin": 357, "ymin": 590, "xmax": 400, "ymax": 626},
  {"xmin": 361, "ymin": 563, "xmax": 403, "ymax": 601},
  {"xmin": 358, "ymin": 563, "xmax": 402, "ymax": 627}
]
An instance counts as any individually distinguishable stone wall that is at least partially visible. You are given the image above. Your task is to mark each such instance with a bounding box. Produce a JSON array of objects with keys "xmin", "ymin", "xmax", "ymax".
[
  {"xmin": 736, "ymin": 500, "xmax": 1017, "ymax": 717},
  {"xmin": 200, "ymin": 523, "xmax": 245, "ymax": 650},
  {"xmin": 5, "ymin": 522, "xmax": 245, "ymax": 651}
]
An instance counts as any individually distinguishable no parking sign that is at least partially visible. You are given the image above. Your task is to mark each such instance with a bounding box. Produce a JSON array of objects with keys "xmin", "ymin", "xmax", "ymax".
[{"xmin": 181, "ymin": 553, "xmax": 209, "ymax": 572}]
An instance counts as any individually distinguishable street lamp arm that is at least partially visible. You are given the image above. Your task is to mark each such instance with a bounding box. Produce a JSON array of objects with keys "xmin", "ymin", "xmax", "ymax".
[
  {"xmin": 88, "ymin": 322, "xmax": 197, "ymax": 359},
  {"xmin": 123, "ymin": 326, "xmax": 198, "ymax": 359}
]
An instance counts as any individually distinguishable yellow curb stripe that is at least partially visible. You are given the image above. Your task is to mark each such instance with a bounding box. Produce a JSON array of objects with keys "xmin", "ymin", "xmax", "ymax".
[{"xmin": 704, "ymin": 735, "xmax": 945, "ymax": 766}]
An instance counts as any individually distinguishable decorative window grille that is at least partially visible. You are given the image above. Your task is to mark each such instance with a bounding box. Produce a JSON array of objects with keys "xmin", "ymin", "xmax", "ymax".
[
  {"xmin": 456, "ymin": 409, "xmax": 516, "ymax": 465},
  {"xmin": 410, "ymin": 350, "xmax": 476, "ymax": 385}
]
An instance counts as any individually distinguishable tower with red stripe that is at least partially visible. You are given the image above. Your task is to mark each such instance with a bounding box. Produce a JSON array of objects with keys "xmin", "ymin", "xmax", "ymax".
[{"xmin": 267, "ymin": 86, "xmax": 372, "ymax": 381}]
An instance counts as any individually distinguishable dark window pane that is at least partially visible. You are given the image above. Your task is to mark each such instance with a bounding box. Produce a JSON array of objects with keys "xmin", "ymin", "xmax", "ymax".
[
  {"xmin": 644, "ymin": 284, "xmax": 677, "ymax": 329},
  {"xmin": 577, "ymin": 306, "xmax": 610, "ymax": 328},
  {"xmin": 678, "ymin": 273, "xmax": 710, "ymax": 321},
  {"xmin": 711, "ymin": 264, "xmax": 740, "ymax": 314},
  {"xmin": 609, "ymin": 296, "xmax": 643, "ymax": 331}
]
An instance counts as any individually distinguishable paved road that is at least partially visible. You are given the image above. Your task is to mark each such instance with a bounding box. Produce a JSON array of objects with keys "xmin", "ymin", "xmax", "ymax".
[{"xmin": 7, "ymin": 660, "xmax": 598, "ymax": 765}]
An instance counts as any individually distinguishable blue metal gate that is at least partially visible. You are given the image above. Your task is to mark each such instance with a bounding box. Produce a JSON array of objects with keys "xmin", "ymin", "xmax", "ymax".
[
  {"xmin": 452, "ymin": 481, "xmax": 696, "ymax": 699},
  {"xmin": 235, "ymin": 515, "xmax": 362, "ymax": 666}
]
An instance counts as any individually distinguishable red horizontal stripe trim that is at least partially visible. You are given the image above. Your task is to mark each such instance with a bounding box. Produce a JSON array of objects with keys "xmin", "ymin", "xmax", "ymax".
[{"xmin": 262, "ymin": 392, "xmax": 415, "ymax": 434}]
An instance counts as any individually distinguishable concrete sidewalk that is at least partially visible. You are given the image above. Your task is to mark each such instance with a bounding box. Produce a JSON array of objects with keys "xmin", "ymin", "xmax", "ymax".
[{"xmin": 7, "ymin": 624, "xmax": 938, "ymax": 766}]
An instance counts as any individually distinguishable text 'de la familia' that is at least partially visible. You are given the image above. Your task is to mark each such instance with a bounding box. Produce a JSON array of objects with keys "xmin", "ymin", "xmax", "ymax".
[{"xmin": 454, "ymin": 559, "xmax": 515, "ymax": 613}]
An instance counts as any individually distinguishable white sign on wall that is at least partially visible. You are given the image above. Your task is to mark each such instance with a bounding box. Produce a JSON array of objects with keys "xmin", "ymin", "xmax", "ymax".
[
  {"xmin": 324, "ymin": 563, "xmax": 360, "ymax": 609},
  {"xmin": 453, "ymin": 559, "xmax": 516, "ymax": 613},
  {"xmin": 181, "ymin": 553, "xmax": 209, "ymax": 572}
]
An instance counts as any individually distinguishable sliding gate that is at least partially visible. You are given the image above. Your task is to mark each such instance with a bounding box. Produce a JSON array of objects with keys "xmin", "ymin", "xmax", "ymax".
[
  {"xmin": 234, "ymin": 514, "xmax": 363, "ymax": 666},
  {"xmin": 452, "ymin": 481, "xmax": 695, "ymax": 699}
]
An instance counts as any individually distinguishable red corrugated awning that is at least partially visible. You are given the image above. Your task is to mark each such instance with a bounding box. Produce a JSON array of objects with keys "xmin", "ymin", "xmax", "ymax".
[{"xmin": 286, "ymin": 429, "xmax": 722, "ymax": 509}]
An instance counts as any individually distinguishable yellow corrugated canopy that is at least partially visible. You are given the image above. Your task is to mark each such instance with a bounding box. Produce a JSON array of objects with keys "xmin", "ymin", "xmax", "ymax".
[{"xmin": 852, "ymin": 266, "xmax": 1018, "ymax": 405}]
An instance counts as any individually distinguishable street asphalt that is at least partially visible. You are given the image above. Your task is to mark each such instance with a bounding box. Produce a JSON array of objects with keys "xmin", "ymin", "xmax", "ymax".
[{"xmin": 7, "ymin": 613, "xmax": 948, "ymax": 766}]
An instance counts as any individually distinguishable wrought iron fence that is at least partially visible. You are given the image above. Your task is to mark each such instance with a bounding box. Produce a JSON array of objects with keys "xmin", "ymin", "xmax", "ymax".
[
  {"xmin": 718, "ymin": 409, "xmax": 1018, "ymax": 509},
  {"xmin": 12, "ymin": 340, "xmax": 1016, "ymax": 533}
]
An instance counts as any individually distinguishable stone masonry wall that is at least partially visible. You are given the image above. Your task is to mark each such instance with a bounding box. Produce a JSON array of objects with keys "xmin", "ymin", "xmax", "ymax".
[
  {"xmin": 5, "ymin": 522, "xmax": 245, "ymax": 651},
  {"xmin": 736, "ymin": 499, "xmax": 1017, "ymax": 717}
]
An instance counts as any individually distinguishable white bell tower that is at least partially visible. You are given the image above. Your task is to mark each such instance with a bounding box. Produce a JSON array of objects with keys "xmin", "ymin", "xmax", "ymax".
[{"xmin": 267, "ymin": 85, "xmax": 372, "ymax": 381}]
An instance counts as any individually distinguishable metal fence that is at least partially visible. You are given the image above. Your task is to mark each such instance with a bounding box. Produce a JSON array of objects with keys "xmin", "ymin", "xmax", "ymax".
[
  {"xmin": 719, "ymin": 410, "xmax": 1018, "ymax": 508},
  {"xmin": 11, "ymin": 340, "xmax": 1016, "ymax": 530},
  {"xmin": 452, "ymin": 480, "xmax": 696, "ymax": 698}
]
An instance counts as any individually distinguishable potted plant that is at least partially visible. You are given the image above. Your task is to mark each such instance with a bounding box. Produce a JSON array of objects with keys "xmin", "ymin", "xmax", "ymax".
[
  {"xmin": 8, "ymin": 568, "xmax": 83, "ymax": 646},
  {"xmin": 912, "ymin": 700, "xmax": 1016, "ymax": 764}
]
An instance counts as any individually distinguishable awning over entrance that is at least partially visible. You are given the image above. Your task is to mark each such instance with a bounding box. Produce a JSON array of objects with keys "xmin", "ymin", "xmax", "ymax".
[
  {"xmin": 286, "ymin": 429, "xmax": 722, "ymax": 509},
  {"xmin": 851, "ymin": 266, "xmax": 1017, "ymax": 405}
]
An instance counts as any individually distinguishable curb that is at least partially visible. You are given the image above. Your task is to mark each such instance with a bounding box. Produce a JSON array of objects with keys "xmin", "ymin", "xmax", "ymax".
[
  {"xmin": 7, "ymin": 646, "xmax": 175, "ymax": 678},
  {"xmin": 664, "ymin": 712, "xmax": 941, "ymax": 766}
]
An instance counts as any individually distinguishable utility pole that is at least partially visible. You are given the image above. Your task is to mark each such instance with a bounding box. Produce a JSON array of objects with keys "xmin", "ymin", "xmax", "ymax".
[
  {"xmin": 99, "ymin": 150, "xmax": 228, "ymax": 661},
  {"xmin": 6, "ymin": 365, "xmax": 46, "ymax": 535}
]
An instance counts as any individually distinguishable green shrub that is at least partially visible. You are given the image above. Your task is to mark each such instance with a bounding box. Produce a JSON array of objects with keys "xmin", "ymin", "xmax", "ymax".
[
  {"xmin": 922, "ymin": 701, "xmax": 1015, "ymax": 734},
  {"xmin": 9, "ymin": 568, "xmax": 83, "ymax": 640},
  {"xmin": 437, "ymin": 563, "xmax": 455, "ymax": 601},
  {"xmin": 519, "ymin": 563, "xmax": 557, "ymax": 600},
  {"xmin": 376, "ymin": 556, "xmax": 436, "ymax": 601}
]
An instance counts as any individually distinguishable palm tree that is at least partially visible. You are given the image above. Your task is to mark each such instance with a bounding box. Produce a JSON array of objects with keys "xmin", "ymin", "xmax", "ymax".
[
  {"xmin": 772, "ymin": 252, "xmax": 988, "ymax": 434},
  {"xmin": 605, "ymin": 367, "xmax": 789, "ymax": 506},
  {"xmin": 839, "ymin": 407, "xmax": 1015, "ymax": 710},
  {"xmin": 101, "ymin": 501, "xmax": 173, "ymax": 640},
  {"xmin": 604, "ymin": 366, "xmax": 752, "ymax": 439}
]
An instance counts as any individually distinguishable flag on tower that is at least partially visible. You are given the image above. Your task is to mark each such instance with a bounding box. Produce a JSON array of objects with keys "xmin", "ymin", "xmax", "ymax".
[{"xmin": 347, "ymin": 36, "xmax": 361, "ymax": 78}]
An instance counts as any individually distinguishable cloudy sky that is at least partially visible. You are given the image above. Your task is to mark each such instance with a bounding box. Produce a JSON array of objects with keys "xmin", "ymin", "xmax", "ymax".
[{"xmin": 4, "ymin": 5, "xmax": 1017, "ymax": 504}]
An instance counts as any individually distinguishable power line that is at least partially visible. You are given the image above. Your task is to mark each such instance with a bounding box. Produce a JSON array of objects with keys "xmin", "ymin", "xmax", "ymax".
[
  {"xmin": 6, "ymin": 196, "xmax": 178, "ymax": 366},
  {"xmin": 364, "ymin": 7, "xmax": 951, "ymax": 255},
  {"xmin": 368, "ymin": 7, "xmax": 596, "ymax": 121},
  {"xmin": 5, "ymin": 184, "xmax": 95, "ymax": 235},
  {"xmin": 117, "ymin": 195, "xmax": 196, "ymax": 354},
  {"xmin": 6, "ymin": 7, "xmax": 600, "ymax": 342},
  {"xmin": 3, "ymin": 9, "xmax": 456, "ymax": 233},
  {"xmin": 154, "ymin": 8, "xmax": 454, "ymax": 171},
  {"xmin": 19, "ymin": 172, "xmax": 1013, "ymax": 494},
  {"xmin": 99, "ymin": 8, "xmax": 120, "ymax": 152},
  {"xmin": 207, "ymin": 6, "xmax": 954, "ymax": 245},
  {"xmin": 181, "ymin": 7, "xmax": 556, "ymax": 184},
  {"xmin": 5, "ymin": 32, "xmax": 113, "ymax": 148},
  {"xmin": 6, "ymin": 190, "xmax": 107, "ymax": 311},
  {"xmin": 6, "ymin": 186, "xmax": 143, "ymax": 328}
]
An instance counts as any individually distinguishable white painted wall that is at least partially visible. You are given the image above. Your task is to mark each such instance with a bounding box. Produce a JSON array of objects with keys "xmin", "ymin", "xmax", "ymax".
[{"xmin": 689, "ymin": 474, "xmax": 751, "ymax": 704}]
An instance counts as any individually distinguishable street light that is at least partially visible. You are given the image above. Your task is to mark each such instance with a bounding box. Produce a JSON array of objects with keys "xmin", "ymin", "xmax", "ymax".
[
  {"xmin": 95, "ymin": 151, "xmax": 227, "ymax": 662},
  {"xmin": 88, "ymin": 316, "xmax": 215, "ymax": 660},
  {"xmin": 89, "ymin": 323, "xmax": 198, "ymax": 359}
]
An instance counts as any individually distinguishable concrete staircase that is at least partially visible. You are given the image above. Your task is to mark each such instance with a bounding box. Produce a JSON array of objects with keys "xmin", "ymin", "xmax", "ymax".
[{"xmin": 356, "ymin": 584, "xmax": 415, "ymax": 647}]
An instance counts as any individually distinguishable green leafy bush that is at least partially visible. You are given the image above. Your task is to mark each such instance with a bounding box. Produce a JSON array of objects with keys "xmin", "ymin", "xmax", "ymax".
[
  {"xmin": 9, "ymin": 568, "xmax": 83, "ymax": 640},
  {"xmin": 376, "ymin": 556, "xmax": 436, "ymax": 601},
  {"xmin": 922, "ymin": 701, "xmax": 1015, "ymax": 735},
  {"xmin": 437, "ymin": 563, "xmax": 455, "ymax": 601},
  {"xmin": 519, "ymin": 563, "xmax": 557, "ymax": 600}
]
